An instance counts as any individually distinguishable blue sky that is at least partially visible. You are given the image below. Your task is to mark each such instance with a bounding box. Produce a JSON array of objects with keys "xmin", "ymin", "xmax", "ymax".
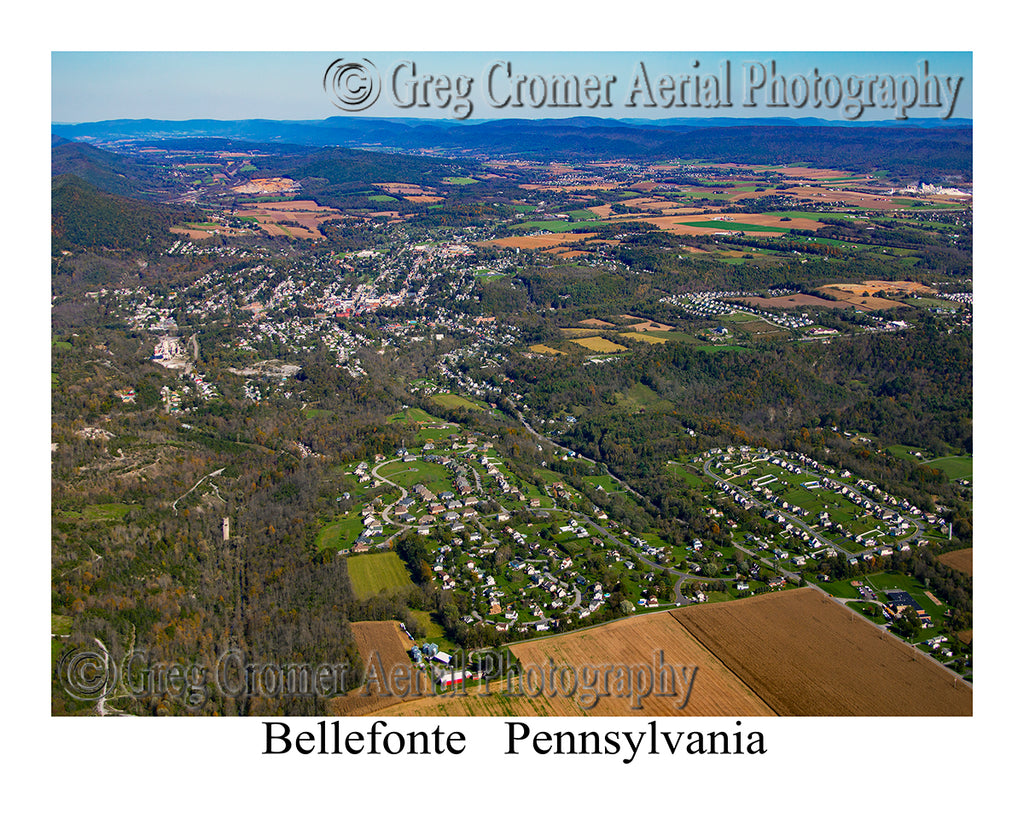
[{"xmin": 52, "ymin": 51, "xmax": 972, "ymax": 123}]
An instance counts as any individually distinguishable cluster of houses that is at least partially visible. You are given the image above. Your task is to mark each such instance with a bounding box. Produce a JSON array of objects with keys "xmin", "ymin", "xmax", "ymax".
[
  {"xmin": 657, "ymin": 290, "xmax": 814, "ymax": 330},
  {"xmin": 709, "ymin": 447, "xmax": 937, "ymax": 559},
  {"xmin": 660, "ymin": 291, "xmax": 739, "ymax": 318}
]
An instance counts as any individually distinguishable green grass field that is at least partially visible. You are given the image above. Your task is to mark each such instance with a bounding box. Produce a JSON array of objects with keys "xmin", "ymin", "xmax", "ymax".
[
  {"xmin": 346, "ymin": 552, "xmax": 416, "ymax": 599},
  {"xmin": 666, "ymin": 462, "xmax": 707, "ymax": 487},
  {"xmin": 52, "ymin": 614, "xmax": 73, "ymax": 635},
  {"xmin": 893, "ymin": 199, "xmax": 965, "ymax": 210},
  {"xmin": 628, "ymin": 330, "xmax": 693, "ymax": 343},
  {"xmin": 430, "ymin": 393, "xmax": 487, "ymax": 412},
  {"xmin": 443, "ymin": 176, "xmax": 478, "ymax": 185},
  {"xmin": 814, "ymin": 577, "xmax": 862, "ymax": 599},
  {"xmin": 303, "ymin": 407, "xmax": 334, "ymax": 419},
  {"xmin": 83, "ymin": 503, "xmax": 136, "ymax": 522},
  {"xmin": 414, "ymin": 426, "xmax": 457, "ymax": 444},
  {"xmin": 407, "ymin": 609, "xmax": 446, "ymax": 640},
  {"xmin": 58, "ymin": 503, "xmax": 137, "ymax": 522},
  {"xmin": 581, "ymin": 474, "xmax": 626, "ymax": 494},
  {"xmin": 510, "ymin": 219, "xmax": 607, "ymax": 233},
  {"xmin": 675, "ymin": 191, "xmax": 735, "ymax": 201},
  {"xmin": 316, "ymin": 517, "xmax": 365, "ymax": 552},
  {"xmin": 378, "ymin": 459, "xmax": 454, "ymax": 495},
  {"xmin": 387, "ymin": 406, "xmax": 451, "ymax": 425},
  {"xmin": 846, "ymin": 600, "xmax": 887, "ymax": 623},
  {"xmin": 679, "ymin": 220, "xmax": 791, "ymax": 233},
  {"xmin": 609, "ymin": 382, "xmax": 674, "ymax": 413},
  {"xmin": 923, "ymin": 455, "xmax": 972, "ymax": 481}
]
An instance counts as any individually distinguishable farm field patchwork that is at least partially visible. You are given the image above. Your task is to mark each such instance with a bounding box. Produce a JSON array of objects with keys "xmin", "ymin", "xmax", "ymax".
[
  {"xmin": 370, "ymin": 611, "xmax": 775, "ymax": 717},
  {"xmin": 365, "ymin": 587, "xmax": 970, "ymax": 717}
]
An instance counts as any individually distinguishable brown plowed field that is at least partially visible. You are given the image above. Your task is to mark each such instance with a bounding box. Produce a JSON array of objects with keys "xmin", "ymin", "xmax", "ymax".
[
  {"xmin": 350, "ymin": 590, "xmax": 971, "ymax": 718},
  {"xmin": 817, "ymin": 285, "xmax": 906, "ymax": 310},
  {"xmin": 739, "ymin": 294, "xmax": 839, "ymax": 310},
  {"xmin": 937, "ymin": 548, "xmax": 973, "ymax": 576},
  {"xmin": 326, "ymin": 620, "xmax": 431, "ymax": 717},
  {"xmin": 671, "ymin": 588, "xmax": 971, "ymax": 716},
  {"xmin": 861, "ymin": 280, "xmax": 935, "ymax": 294},
  {"xmin": 234, "ymin": 200, "xmax": 344, "ymax": 239},
  {"xmin": 370, "ymin": 611, "xmax": 774, "ymax": 717},
  {"xmin": 482, "ymin": 233, "xmax": 600, "ymax": 250},
  {"xmin": 628, "ymin": 320, "xmax": 675, "ymax": 332}
]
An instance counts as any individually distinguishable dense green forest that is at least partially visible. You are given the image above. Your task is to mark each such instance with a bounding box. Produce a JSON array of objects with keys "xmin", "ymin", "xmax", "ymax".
[{"xmin": 51, "ymin": 174, "xmax": 201, "ymax": 253}]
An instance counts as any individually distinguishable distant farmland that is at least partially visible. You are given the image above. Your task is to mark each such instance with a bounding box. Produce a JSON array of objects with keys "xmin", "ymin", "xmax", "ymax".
[
  {"xmin": 569, "ymin": 336, "xmax": 628, "ymax": 353},
  {"xmin": 738, "ymin": 294, "xmax": 838, "ymax": 310}
]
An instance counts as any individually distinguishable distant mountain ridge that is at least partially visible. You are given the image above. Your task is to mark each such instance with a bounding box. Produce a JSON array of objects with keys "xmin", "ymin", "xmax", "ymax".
[
  {"xmin": 51, "ymin": 140, "xmax": 183, "ymax": 199},
  {"xmin": 51, "ymin": 116, "xmax": 972, "ymax": 180}
]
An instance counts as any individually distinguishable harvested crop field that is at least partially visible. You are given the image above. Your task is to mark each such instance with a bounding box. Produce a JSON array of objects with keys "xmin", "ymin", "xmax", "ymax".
[
  {"xmin": 739, "ymin": 294, "xmax": 839, "ymax": 310},
  {"xmin": 569, "ymin": 336, "xmax": 628, "ymax": 353},
  {"xmin": 360, "ymin": 589, "xmax": 971, "ymax": 718},
  {"xmin": 671, "ymin": 588, "xmax": 971, "ymax": 716},
  {"xmin": 620, "ymin": 332, "xmax": 667, "ymax": 344},
  {"xmin": 327, "ymin": 620, "xmax": 430, "ymax": 717},
  {"xmin": 528, "ymin": 344, "xmax": 565, "ymax": 356},
  {"xmin": 778, "ymin": 186, "xmax": 904, "ymax": 209},
  {"xmin": 370, "ymin": 611, "xmax": 774, "ymax": 717},
  {"xmin": 861, "ymin": 280, "xmax": 936, "ymax": 294},
  {"xmin": 772, "ymin": 165, "xmax": 857, "ymax": 180},
  {"xmin": 937, "ymin": 548, "xmax": 973, "ymax": 576},
  {"xmin": 235, "ymin": 200, "xmax": 344, "ymax": 239},
  {"xmin": 817, "ymin": 285, "xmax": 905, "ymax": 310},
  {"xmin": 628, "ymin": 320, "xmax": 675, "ymax": 332},
  {"xmin": 700, "ymin": 212, "xmax": 823, "ymax": 230},
  {"xmin": 483, "ymin": 233, "xmax": 601, "ymax": 251}
]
